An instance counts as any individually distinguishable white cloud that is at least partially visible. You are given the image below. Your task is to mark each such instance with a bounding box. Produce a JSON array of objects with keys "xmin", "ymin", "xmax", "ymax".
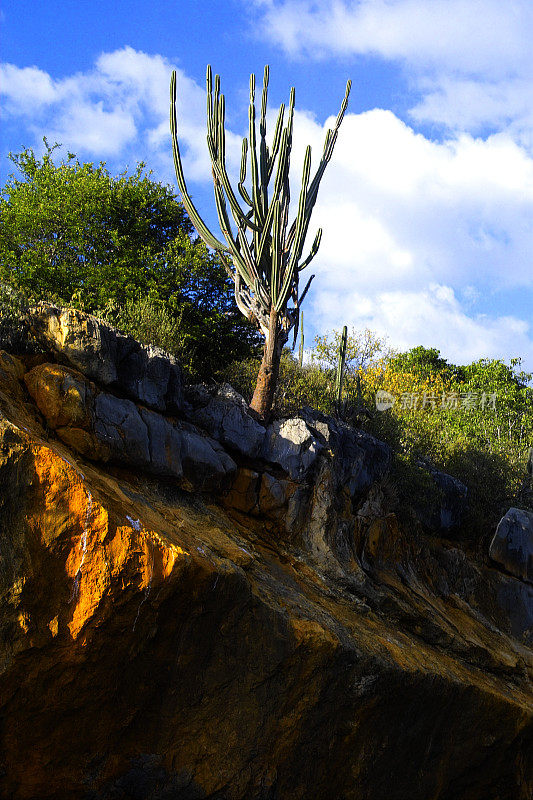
[
  {"xmin": 254, "ymin": 0, "xmax": 531, "ymax": 72},
  {"xmin": 312, "ymin": 283, "xmax": 532, "ymax": 367},
  {"xmin": 0, "ymin": 63, "xmax": 57, "ymax": 110},
  {"xmin": 251, "ymin": 1, "xmax": 533, "ymax": 141},
  {"xmin": 291, "ymin": 109, "xmax": 533, "ymax": 289},
  {"xmin": 0, "ymin": 47, "xmax": 210, "ymax": 177},
  {"xmin": 287, "ymin": 107, "xmax": 533, "ymax": 366},
  {"xmin": 410, "ymin": 77, "xmax": 533, "ymax": 147}
]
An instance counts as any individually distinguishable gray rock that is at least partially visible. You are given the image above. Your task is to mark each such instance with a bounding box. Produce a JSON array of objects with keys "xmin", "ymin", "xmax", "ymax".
[
  {"xmin": 191, "ymin": 383, "xmax": 265, "ymax": 459},
  {"xmin": 176, "ymin": 422, "xmax": 237, "ymax": 493},
  {"xmin": 94, "ymin": 393, "xmax": 150, "ymax": 467},
  {"xmin": 31, "ymin": 305, "xmax": 183, "ymax": 412},
  {"xmin": 300, "ymin": 409, "xmax": 392, "ymax": 496},
  {"xmin": 262, "ymin": 418, "xmax": 323, "ymax": 481},
  {"xmin": 116, "ymin": 344, "xmax": 183, "ymax": 412},
  {"xmin": 139, "ymin": 408, "xmax": 183, "ymax": 479},
  {"xmin": 416, "ymin": 461, "xmax": 468, "ymax": 532},
  {"xmin": 93, "ymin": 395, "xmax": 234, "ymax": 491},
  {"xmin": 336, "ymin": 425, "xmax": 392, "ymax": 496},
  {"xmin": 495, "ymin": 573, "xmax": 533, "ymax": 645},
  {"xmin": 490, "ymin": 507, "xmax": 533, "ymax": 584}
]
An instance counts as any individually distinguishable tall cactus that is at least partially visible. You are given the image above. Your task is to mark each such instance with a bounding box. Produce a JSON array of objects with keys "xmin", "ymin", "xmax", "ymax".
[{"xmin": 170, "ymin": 66, "xmax": 351, "ymax": 418}]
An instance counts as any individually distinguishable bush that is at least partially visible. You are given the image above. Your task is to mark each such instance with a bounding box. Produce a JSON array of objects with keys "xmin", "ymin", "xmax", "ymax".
[
  {"xmin": 0, "ymin": 142, "xmax": 260, "ymax": 379},
  {"xmin": 0, "ymin": 282, "xmax": 42, "ymax": 354}
]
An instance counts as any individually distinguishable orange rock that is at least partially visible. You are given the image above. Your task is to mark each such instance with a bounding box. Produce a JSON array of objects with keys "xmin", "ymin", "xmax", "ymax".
[
  {"xmin": 223, "ymin": 467, "xmax": 260, "ymax": 514},
  {"xmin": 24, "ymin": 362, "xmax": 94, "ymax": 430}
]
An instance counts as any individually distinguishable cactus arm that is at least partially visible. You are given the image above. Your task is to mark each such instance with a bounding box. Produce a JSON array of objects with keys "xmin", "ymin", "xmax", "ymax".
[
  {"xmin": 259, "ymin": 66, "xmax": 270, "ymax": 213},
  {"xmin": 206, "ymin": 87, "xmax": 260, "ymax": 234},
  {"xmin": 267, "ymin": 103, "xmax": 285, "ymax": 179},
  {"xmin": 285, "ymin": 79, "xmax": 351, "ymax": 256},
  {"xmin": 170, "ymin": 70, "xmax": 228, "ymax": 252},
  {"xmin": 297, "ymin": 228, "xmax": 322, "ymax": 272},
  {"xmin": 238, "ymin": 138, "xmax": 253, "ymax": 207},
  {"xmin": 335, "ymin": 325, "xmax": 348, "ymax": 407},
  {"xmin": 302, "ymin": 78, "xmax": 351, "ymax": 215},
  {"xmin": 211, "ymin": 181, "xmax": 254, "ymax": 285},
  {"xmin": 298, "ymin": 273, "xmax": 315, "ymax": 306},
  {"xmin": 298, "ymin": 310, "xmax": 304, "ymax": 366},
  {"xmin": 270, "ymin": 200, "xmax": 281, "ymax": 307},
  {"xmin": 248, "ymin": 73, "xmax": 264, "ymax": 232}
]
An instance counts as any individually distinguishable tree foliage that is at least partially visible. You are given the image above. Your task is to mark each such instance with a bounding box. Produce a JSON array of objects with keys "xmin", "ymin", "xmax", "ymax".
[
  {"xmin": 313, "ymin": 327, "xmax": 390, "ymax": 374},
  {"xmin": 0, "ymin": 142, "xmax": 260, "ymax": 378}
]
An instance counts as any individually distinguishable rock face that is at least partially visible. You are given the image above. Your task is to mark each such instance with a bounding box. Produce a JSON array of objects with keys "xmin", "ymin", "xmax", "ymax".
[
  {"xmin": 0, "ymin": 307, "xmax": 532, "ymax": 800},
  {"xmin": 414, "ymin": 460, "xmax": 468, "ymax": 532},
  {"xmin": 490, "ymin": 507, "xmax": 533, "ymax": 584},
  {"xmin": 23, "ymin": 362, "xmax": 236, "ymax": 493},
  {"xmin": 186, "ymin": 383, "xmax": 265, "ymax": 459},
  {"xmin": 31, "ymin": 304, "xmax": 184, "ymax": 411},
  {"xmin": 262, "ymin": 417, "xmax": 323, "ymax": 480}
]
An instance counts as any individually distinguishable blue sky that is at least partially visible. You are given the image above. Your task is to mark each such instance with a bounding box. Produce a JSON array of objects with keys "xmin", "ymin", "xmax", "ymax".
[{"xmin": 2, "ymin": 0, "xmax": 533, "ymax": 370}]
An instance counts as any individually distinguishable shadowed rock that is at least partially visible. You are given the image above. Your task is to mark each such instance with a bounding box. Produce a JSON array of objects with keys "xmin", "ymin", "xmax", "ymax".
[{"xmin": 490, "ymin": 507, "xmax": 533, "ymax": 584}]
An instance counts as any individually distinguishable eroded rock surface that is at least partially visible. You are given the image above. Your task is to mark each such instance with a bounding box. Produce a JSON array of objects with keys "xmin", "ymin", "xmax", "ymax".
[
  {"xmin": 23, "ymin": 362, "xmax": 235, "ymax": 493},
  {"xmin": 0, "ymin": 318, "xmax": 532, "ymax": 800}
]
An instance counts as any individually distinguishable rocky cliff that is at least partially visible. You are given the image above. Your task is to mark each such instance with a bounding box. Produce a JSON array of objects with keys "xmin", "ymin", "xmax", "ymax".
[{"xmin": 0, "ymin": 306, "xmax": 532, "ymax": 800}]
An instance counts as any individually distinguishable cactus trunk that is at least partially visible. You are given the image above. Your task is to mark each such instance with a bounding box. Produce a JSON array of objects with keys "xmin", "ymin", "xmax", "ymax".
[{"xmin": 249, "ymin": 307, "xmax": 285, "ymax": 418}]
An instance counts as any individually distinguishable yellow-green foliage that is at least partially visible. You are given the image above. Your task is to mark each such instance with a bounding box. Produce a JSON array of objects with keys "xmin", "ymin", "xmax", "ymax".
[{"xmin": 225, "ymin": 334, "xmax": 533, "ymax": 537}]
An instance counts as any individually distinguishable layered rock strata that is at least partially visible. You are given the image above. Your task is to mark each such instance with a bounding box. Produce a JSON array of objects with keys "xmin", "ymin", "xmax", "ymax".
[{"xmin": 0, "ymin": 309, "xmax": 532, "ymax": 800}]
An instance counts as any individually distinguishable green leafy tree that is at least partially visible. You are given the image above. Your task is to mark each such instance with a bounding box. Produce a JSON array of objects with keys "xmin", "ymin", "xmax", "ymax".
[
  {"xmin": 0, "ymin": 141, "xmax": 260, "ymax": 378},
  {"xmin": 388, "ymin": 345, "xmax": 461, "ymax": 381}
]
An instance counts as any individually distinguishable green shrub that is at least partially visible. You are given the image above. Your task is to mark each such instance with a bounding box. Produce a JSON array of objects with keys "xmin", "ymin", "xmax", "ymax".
[{"xmin": 0, "ymin": 142, "xmax": 260, "ymax": 379}]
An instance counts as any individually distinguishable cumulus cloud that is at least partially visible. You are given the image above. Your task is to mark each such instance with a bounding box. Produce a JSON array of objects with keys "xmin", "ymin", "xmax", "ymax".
[
  {"xmin": 253, "ymin": 0, "xmax": 531, "ymax": 71},
  {"xmin": 0, "ymin": 47, "xmax": 211, "ymax": 178},
  {"xmin": 313, "ymin": 283, "xmax": 532, "ymax": 367},
  {"xmin": 286, "ymin": 107, "xmax": 533, "ymax": 366},
  {"xmin": 251, "ymin": 0, "xmax": 533, "ymax": 142}
]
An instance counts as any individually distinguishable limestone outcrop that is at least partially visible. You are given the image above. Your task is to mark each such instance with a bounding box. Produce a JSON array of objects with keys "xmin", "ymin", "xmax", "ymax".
[{"xmin": 0, "ymin": 307, "xmax": 532, "ymax": 800}]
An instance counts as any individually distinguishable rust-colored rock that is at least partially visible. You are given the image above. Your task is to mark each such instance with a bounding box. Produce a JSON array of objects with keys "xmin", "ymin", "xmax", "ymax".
[
  {"xmin": 0, "ymin": 354, "xmax": 532, "ymax": 800},
  {"xmin": 24, "ymin": 361, "xmax": 94, "ymax": 429}
]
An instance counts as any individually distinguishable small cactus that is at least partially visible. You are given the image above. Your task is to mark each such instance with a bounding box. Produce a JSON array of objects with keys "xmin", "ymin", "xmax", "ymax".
[
  {"xmin": 335, "ymin": 325, "xmax": 348, "ymax": 409},
  {"xmin": 298, "ymin": 310, "xmax": 305, "ymax": 368}
]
